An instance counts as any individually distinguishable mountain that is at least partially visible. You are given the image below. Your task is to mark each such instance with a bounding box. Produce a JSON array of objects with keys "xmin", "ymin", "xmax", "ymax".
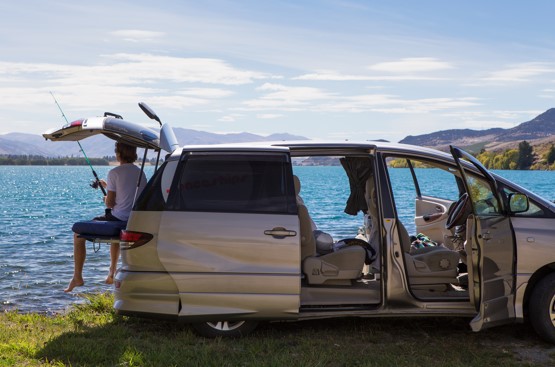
[
  {"xmin": 0, "ymin": 128, "xmax": 308, "ymax": 158},
  {"xmin": 399, "ymin": 108, "xmax": 555, "ymax": 152}
]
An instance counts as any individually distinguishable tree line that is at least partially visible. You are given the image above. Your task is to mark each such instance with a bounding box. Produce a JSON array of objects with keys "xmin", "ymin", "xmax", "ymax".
[
  {"xmin": 0, "ymin": 155, "xmax": 163, "ymax": 166},
  {"xmin": 476, "ymin": 141, "xmax": 555, "ymax": 170},
  {"xmin": 388, "ymin": 140, "xmax": 555, "ymax": 170},
  {"xmin": 0, "ymin": 155, "xmax": 110, "ymax": 165}
]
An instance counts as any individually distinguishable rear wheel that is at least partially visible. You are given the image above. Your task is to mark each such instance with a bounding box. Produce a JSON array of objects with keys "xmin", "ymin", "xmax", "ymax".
[
  {"xmin": 191, "ymin": 320, "xmax": 258, "ymax": 338},
  {"xmin": 529, "ymin": 273, "xmax": 555, "ymax": 343}
]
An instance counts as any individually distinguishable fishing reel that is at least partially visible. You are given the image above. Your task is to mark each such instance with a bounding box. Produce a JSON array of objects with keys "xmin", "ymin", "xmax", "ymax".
[{"xmin": 90, "ymin": 180, "xmax": 100, "ymax": 189}]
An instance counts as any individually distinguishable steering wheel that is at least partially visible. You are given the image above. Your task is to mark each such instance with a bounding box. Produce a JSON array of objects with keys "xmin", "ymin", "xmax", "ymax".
[{"xmin": 446, "ymin": 193, "xmax": 471, "ymax": 229}]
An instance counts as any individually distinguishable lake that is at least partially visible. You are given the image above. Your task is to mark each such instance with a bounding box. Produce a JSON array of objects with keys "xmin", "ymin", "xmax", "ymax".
[{"xmin": 1, "ymin": 165, "xmax": 554, "ymax": 313}]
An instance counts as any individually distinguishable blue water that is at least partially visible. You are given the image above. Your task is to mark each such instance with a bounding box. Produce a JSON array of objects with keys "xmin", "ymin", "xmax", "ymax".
[{"xmin": 1, "ymin": 166, "xmax": 554, "ymax": 313}]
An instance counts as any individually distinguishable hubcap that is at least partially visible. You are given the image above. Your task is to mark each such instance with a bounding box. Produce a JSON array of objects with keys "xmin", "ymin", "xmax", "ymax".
[
  {"xmin": 206, "ymin": 321, "xmax": 246, "ymax": 331},
  {"xmin": 550, "ymin": 295, "xmax": 555, "ymax": 327}
]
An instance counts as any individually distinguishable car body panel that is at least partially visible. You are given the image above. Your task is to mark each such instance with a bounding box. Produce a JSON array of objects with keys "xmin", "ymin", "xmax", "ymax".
[
  {"xmin": 451, "ymin": 146, "xmax": 516, "ymax": 331},
  {"xmin": 156, "ymin": 211, "xmax": 301, "ymax": 319},
  {"xmin": 43, "ymin": 116, "xmax": 178, "ymax": 152}
]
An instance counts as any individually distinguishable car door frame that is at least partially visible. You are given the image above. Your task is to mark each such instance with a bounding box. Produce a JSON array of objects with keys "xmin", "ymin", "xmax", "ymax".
[{"xmin": 450, "ymin": 146, "xmax": 516, "ymax": 331}]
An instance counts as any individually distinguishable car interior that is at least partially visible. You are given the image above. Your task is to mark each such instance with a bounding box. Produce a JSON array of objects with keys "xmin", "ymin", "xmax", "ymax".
[
  {"xmin": 297, "ymin": 153, "xmax": 474, "ymax": 310},
  {"xmin": 386, "ymin": 155, "xmax": 471, "ymax": 300},
  {"xmin": 296, "ymin": 154, "xmax": 382, "ymax": 309}
]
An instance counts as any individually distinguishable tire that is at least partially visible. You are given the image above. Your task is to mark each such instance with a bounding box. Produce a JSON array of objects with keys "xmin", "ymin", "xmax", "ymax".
[
  {"xmin": 191, "ymin": 320, "xmax": 258, "ymax": 338},
  {"xmin": 529, "ymin": 273, "xmax": 555, "ymax": 344}
]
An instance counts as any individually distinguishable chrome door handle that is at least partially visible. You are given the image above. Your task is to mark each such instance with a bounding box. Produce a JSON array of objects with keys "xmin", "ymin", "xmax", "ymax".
[{"xmin": 264, "ymin": 227, "xmax": 297, "ymax": 238}]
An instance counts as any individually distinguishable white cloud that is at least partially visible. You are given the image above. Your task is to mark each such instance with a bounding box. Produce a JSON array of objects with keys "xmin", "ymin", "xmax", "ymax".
[
  {"xmin": 0, "ymin": 54, "xmax": 274, "ymax": 110},
  {"xmin": 256, "ymin": 114, "xmax": 282, "ymax": 119},
  {"xmin": 321, "ymin": 96, "xmax": 479, "ymax": 114},
  {"xmin": 294, "ymin": 70, "xmax": 375, "ymax": 81},
  {"xmin": 178, "ymin": 88, "xmax": 234, "ymax": 98},
  {"xmin": 243, "ymin": 83, "xmax": 335, "ymax": 109},
  {"xmin": 294, "ymin": 69, "xmax": 447, "ymax": 81},
  {"xmin": 243, "ymin": 81, "xmax": 480, "ymax": 114},
  {"xmin": 218, "ymin": 114, "xmax": 245, "ymax": 122},
  {"xmin": 110, "ymin": 29, "xmax": 165, "ymax": 42},
  {"xmin": 483, "ymin": 62, "xmax": 555, "ymax": 82},
  {"xmin": 368, "ymin": 57, "xmax": 454, "ymax": 73}
]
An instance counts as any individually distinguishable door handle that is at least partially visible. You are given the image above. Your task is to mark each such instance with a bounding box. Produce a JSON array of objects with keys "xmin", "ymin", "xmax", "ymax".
[{"xmin": 264, "ymin": 227, "xmax": 297, "ymax": 238}]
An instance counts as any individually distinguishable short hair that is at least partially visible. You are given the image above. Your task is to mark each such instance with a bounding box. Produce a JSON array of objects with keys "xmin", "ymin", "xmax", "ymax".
[{"xmin": 115, "ymin": 142, "xmax": 138, "ymax": 163}]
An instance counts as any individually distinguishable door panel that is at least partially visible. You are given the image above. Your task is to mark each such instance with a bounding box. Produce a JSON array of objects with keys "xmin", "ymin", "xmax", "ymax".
[
  {"xmin": 157, "ymin": 211, "xmax": 301, "ymax": 319},
  {"xmin": 415, "ymin": 196, "xmax": 453, "ymax": 245},
  {"xmin": 450, "ymin": 146, "xmax": 516, "ymax": 331},
  {"xmin": 469, "ymin": 216, "xmax": 515, "ymax": 330}
]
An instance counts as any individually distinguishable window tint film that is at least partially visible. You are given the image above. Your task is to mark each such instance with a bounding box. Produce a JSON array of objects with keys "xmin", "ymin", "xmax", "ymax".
[
  {"xmin": 134, "ymin": 161, "xmax": 170, "ymax": 211},
  {"xmin": 171, "ymin": 153, "xmax": 296, "ymax": 214}
]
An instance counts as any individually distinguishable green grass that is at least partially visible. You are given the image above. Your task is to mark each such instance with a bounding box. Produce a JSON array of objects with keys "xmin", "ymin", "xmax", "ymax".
[{"xmin": 1, "ymin": 293, "xmax": 554, "ymax": 366}]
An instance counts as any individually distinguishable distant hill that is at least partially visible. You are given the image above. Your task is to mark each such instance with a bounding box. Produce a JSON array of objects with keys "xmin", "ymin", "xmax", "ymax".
[
  {"xmin": 0, "ymin": 128, "xmax": 308, "ymax": 158},
  {"xmin": 400, "ymin": 108, "xmax": 555, "ymax": 153}
]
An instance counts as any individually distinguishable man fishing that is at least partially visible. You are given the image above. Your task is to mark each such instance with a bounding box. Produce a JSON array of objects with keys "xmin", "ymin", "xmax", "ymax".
[{"xmin": 64, "ymin": 142, "xmax": 147, "ymax": 292}]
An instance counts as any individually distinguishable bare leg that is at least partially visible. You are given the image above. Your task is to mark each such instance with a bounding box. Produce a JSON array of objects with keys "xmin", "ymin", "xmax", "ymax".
[
  {"xmin": 64, "ymin": 233, "xmax": 86, "ymax": 292},
  {"xmin": 106, "ymin": 242, "xmax": 120, "ymax": 284}
]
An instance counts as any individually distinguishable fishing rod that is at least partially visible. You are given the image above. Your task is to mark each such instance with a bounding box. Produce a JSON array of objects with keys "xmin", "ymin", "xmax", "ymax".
[{"xmin": 49, "ymin": 92, "xmax": 107, "ymax": 196}]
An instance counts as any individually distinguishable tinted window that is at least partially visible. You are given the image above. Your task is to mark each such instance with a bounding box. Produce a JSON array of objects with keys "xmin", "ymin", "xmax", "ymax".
[
  {"xmin": 134, "ymin": 160, "xmax": 178, "ymax": 211},
  {"xmin": 169, "ymin": 153, "xmax": 296, "ymax": 214}
]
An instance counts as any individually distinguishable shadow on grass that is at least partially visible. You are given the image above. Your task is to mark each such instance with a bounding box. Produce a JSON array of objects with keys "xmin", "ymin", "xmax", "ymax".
[{"xmin": 36, "ymin": 315, "xmax": 554, "ymax": 366}]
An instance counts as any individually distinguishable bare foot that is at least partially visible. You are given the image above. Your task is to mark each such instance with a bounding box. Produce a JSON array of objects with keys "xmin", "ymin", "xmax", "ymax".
[
  {"xmin": 105, "ymin": 274, "xmax": 114, "ymax": 284},
  {"xmin": 64, "ymin": 277, "xmax": 84, "ymax": 293}
]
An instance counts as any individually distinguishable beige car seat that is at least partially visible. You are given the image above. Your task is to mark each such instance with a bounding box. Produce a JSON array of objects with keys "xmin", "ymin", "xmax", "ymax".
[
  {"xmin": 398, "ymin": 221, "xmax": 459, "ymax": 286},
  {"xmin": 294, "ymin": 176, "xmax": 366, "ymax": 285}
]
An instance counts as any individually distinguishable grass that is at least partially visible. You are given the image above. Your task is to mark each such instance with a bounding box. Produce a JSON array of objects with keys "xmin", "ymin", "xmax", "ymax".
[{"xmin": 1, "ymin": 293, "xmax": 554, "ymax": 366}]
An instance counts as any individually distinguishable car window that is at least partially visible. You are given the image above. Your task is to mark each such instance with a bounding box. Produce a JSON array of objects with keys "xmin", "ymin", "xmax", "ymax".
[
  {"xmin": 169, "ymin": 153, "xmax": 297, "ymax": 214},
  {"xmin": 466, "ymin": 174, "xmax": 502, "ymax": 216},
  {"xmin": 134, "ymin": 160, "xmax": 174, "ymax": 211},
  {"xmin": 385, "ymin": 156, "xmax": 461, "ymax": 231},
  {"xmin": 412, "ymin": 166, "xmax": 460, "ymax": 201}
]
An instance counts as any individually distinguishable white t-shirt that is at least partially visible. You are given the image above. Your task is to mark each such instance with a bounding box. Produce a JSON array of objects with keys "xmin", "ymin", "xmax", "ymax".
[{"xmin": 106, "ymin": 163, "xmax": 147, "ymax": 221}]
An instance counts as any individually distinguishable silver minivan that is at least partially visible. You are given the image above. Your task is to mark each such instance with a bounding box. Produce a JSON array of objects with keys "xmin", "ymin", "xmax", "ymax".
[{"xmin": 45, "ymin": 105, "xmax": 555, "ymax": 343}]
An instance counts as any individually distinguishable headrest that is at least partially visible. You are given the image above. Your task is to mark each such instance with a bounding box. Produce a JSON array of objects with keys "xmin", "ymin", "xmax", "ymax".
[
  {"xmin": 293, "ymin": 175, "xmax": 301, "ymax": 195},
  {"xmin": 313, "ymin": 230, "xmax": 333, "ymax": 254}
]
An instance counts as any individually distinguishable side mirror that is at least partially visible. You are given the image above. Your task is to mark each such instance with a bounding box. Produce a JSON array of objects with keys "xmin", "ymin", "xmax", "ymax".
[
  {"xmin": 138, "ymin": 102, "xmax": 161, "ymax": 125},
  {"xmin": 508, "ymin": 193, "xmax": 529, "ymax": 213}
]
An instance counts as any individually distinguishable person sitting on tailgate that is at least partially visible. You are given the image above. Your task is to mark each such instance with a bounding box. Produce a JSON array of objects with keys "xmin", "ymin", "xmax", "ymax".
[{"xmin": 64, "ymin": 142, "xmax": 146, "ymax": 292}]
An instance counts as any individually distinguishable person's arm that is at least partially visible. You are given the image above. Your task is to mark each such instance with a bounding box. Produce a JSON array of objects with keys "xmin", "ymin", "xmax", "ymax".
[{"xmin": 105, "ymin": 190, "xmax": 116, "ymax": 208}]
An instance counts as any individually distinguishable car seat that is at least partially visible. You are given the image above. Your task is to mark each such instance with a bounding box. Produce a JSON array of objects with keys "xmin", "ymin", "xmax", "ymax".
[
  {"xmin": 398, "ymin": 221, "xmax": 459, "ymax": 286},
  {"xmin": 294, "ymin": 175, "xmax": 366, "ymax": 285}
]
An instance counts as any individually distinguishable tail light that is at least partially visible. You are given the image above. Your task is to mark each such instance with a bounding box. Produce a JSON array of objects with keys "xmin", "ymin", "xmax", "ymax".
[
  {"xmin": 63, "ymin": 119, "xmax": 84, "ymax": 129},
  {"xmin": 120, "ymin": 230, "xmax": 153, "ymax": 250}
]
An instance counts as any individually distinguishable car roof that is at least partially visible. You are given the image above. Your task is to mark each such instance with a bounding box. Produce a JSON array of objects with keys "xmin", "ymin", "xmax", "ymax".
[{"xmin": 168, "ymin": 140, "xmax": 453, "ymax": 161}]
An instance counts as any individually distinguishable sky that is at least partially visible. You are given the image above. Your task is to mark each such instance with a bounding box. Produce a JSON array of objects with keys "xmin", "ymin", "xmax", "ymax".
[{"xmin": 1, "ymin": 0, "xmax": 555, "ymax": 143}]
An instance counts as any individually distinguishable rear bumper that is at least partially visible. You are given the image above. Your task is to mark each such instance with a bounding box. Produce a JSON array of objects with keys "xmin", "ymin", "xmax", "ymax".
[{"xmin": 114, "ymin": 270, "xmax": 180, "ymax": 318}]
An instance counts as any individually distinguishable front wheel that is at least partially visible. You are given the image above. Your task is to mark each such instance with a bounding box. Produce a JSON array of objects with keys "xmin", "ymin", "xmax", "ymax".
[
  {"xmin": 192, "ymin": 320, "xmax": 258, "ymax": 338},
  {"xmin": 529, "ymin": 273, "xmax": 555, "ymax": 344}
]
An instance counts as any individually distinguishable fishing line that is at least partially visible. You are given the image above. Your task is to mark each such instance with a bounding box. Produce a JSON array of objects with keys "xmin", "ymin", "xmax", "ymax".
[{"xmin": 49, "ymin": 92, "xmax": 107, "ymax": 196}]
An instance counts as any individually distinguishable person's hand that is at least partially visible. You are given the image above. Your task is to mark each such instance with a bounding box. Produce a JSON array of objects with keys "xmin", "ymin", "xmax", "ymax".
[{"xmin": 99, "ymin": 179, "xmax": 107, "ymax": 188}]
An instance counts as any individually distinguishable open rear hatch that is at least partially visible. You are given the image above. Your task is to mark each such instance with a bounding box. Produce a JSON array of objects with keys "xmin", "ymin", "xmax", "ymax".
[
  {"xmin": 43, "ymin": 115, "xmax": 170, "ymax": 151},
  {"xmin": 44, "ymin": 101, "xmax": 179, "ymax": 153}
]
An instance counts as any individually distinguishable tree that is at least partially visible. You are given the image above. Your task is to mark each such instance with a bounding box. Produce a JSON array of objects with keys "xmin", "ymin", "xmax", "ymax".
[
  {"xmin": 546, "ymin": 145, "xmax": 555, "ymax": 165},
  {"xmin": 517, "ymin": 140, "xmax": 534, "ymax": 170}
]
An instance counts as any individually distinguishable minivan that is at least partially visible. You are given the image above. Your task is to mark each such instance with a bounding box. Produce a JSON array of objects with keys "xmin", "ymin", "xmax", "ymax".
[{"xmin": 44, "ymin": 104, "xmax": 555, "ymax": 343}]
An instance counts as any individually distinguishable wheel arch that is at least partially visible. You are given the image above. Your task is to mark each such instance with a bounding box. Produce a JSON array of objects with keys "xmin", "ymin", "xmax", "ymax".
[{"xmin": 522, "ymin": 263, "xmax": 555, "ymax": 319}]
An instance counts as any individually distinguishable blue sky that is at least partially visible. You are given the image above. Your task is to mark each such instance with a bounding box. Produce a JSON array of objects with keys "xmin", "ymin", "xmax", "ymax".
[{"xmin": 2, "ymin": 1, "xmax": 555, "ymax": 142}]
